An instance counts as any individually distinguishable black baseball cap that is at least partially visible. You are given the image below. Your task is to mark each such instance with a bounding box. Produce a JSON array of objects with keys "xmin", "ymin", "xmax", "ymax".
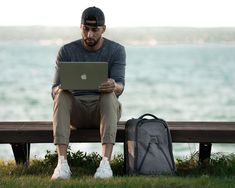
[{"xmin": 81, "ymin": 6, "xmax": 105, "ymax": 27}]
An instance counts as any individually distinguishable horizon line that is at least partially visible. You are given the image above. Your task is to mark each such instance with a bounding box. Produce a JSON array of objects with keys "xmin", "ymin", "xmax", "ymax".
[{"xmin": 0, "ymin": 25, "xmax": 235, "ymax": 29}]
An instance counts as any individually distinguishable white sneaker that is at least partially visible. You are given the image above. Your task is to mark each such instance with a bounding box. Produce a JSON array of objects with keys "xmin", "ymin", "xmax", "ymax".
[
  {"xmin": 94, "ymin": 157, "xmax": 113, "ymax": 179},
  {"xmin": 51, "ymin": 161, "xmax": 71, "ymax": 180}
]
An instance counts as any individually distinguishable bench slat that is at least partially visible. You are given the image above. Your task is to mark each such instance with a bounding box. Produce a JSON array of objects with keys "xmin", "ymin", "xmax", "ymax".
[
  {"xmin": 1, "ymin": 121, "xmax": 235, "ymax": 131},
  {"xmin": 0, "ymin": 121, "xmax": 235, "ymax": 143}
]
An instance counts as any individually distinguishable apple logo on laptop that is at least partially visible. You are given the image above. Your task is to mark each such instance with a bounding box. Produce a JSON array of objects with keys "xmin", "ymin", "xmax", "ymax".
[{"xmin": 81, "ymin": 74, "xmax": 87, "ymax": 80}]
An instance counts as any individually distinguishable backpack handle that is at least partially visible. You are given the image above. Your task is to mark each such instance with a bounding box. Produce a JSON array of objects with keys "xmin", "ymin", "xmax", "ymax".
[{"xmin": 138, "ymin": 113, "xmax": 159, "ymax": 120}]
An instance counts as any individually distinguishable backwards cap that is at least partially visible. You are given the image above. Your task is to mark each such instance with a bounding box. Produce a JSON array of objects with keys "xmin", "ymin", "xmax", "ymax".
[{"xmin": 81, "ymin": 6, "xmax": 105, "ymax": 27}]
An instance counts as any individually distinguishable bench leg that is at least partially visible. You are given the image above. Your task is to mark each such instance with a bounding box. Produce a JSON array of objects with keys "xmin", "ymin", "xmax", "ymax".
[
  {"xmin": 11, "ymin": 143, "xmax": 30, "ymax": 165},
  {"xmin": 123, "ymin": 142, "xmax": 127, "ymax": 174},
  {"xmin": 199, "ymin": 143, "xmax": 212, "ymax": 163}
]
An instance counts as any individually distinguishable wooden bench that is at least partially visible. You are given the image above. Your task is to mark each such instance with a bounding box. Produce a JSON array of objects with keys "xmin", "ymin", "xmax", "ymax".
[{"xmin": 0, "ymin": 121, "xmax": 235, "ymax": 165}]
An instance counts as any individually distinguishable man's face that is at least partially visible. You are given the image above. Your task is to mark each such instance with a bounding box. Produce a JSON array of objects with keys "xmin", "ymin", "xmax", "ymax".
[{"xmin": 81, "ymin": 24, "xmax": 106, "ymax": 47}]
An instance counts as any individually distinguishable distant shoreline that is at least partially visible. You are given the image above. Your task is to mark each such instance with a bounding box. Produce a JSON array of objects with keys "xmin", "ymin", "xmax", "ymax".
[{"xmin": 1, "ymin": 26, "xmax": 235, "ymax": 45}]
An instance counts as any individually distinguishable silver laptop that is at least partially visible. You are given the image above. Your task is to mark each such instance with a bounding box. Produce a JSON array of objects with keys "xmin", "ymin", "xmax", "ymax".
[{"xmin": 59, "ymin": 62, "xmax": 108, "ymax": 90}]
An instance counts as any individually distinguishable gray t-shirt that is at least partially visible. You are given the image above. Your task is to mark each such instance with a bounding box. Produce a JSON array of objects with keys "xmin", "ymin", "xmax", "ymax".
[{"xmin": 52, "ymin": 38, "xmax": 126, "ymax": 97}]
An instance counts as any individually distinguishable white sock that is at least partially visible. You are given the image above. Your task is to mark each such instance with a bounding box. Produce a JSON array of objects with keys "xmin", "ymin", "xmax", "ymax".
[
  {"xmin": 102, "ymin": 157, "xmax": 109, "ymax": 161},
  {"xmin": 58, "ymin": 156, "xmax": 68, "ymax": 165}
]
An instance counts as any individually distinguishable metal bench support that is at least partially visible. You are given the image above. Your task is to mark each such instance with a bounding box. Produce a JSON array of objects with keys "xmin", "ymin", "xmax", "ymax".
[
  {"xmin": 199, "ymin": 142, "xmax": 212, "ymax": 163},
  {"xmin": 11, "ymin": 143, "xmax": 30, "ymax": 165}
]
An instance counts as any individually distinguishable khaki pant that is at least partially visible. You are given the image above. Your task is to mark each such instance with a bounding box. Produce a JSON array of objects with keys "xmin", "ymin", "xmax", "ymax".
[{"xmin": 53, "ymin": 90, "xmax": 122, "ymax": 145}]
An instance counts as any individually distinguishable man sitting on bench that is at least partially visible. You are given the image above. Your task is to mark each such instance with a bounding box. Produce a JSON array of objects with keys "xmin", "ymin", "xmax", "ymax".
[{"xmin": 51, "ymin": 6, "xmax": 126, "ymax": 180}]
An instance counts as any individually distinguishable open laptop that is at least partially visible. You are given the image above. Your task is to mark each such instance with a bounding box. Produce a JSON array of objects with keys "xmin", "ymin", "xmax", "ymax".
[{"xmin": 59, "ymin": 62, "xmax": 108, "ymax": 90}]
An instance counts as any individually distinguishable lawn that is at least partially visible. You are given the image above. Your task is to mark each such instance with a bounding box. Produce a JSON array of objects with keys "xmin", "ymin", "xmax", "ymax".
[
  {"xmin": 1, "ymin": 175, "xmax": 234, "ymax": 188},
  {"xmin": 0, "ymin": 150, "xmax": 234, "ymax": 188}
]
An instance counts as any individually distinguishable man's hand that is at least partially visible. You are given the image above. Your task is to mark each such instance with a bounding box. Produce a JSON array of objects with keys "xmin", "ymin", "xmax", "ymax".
[
  {"xmin": 52, "ymin": 85, "xmax": 62, "ymax": 97},
  {"xmin": 98, "ymin": 78, "xmax": 116, "ymax": 93},
  {"xmin": 98, "ymin": 79, "xmax": 124, "ymax": 95}
]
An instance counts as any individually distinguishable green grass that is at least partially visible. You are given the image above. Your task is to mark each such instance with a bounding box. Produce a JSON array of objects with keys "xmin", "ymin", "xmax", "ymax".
[
  {"xmin": 0, "ymin": 175, "xmax": 235, "ymax": 188},
  {"xmin": 0, "ymin": 150, "xmax": 235, "ymax": 188},
  {"xmin": 0, "ymin": 176, "xmax": 234, "ymax": 188}
]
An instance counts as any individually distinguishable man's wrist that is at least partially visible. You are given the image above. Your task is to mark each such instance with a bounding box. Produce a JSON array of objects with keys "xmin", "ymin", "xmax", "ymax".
[{"xmin": 114, "ymin": 82, "xmax": 123, "ymax": 95}]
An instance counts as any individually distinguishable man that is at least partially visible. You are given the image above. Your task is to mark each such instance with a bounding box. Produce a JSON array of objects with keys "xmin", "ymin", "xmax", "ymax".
[{"xmin": 51, "ymin": 6, "xmax": 126, "ymax": 180}]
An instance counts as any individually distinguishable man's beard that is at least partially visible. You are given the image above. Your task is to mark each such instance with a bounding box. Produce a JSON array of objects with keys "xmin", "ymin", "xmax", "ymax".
[{"xmin": 84, "ymin": 37, "xmax": 101, "ymax": 47}]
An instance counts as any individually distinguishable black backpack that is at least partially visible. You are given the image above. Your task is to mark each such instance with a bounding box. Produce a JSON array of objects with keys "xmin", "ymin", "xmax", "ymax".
[{"xmin": 124, "ymin": 114, "xmax": 176, "ymax": 175}]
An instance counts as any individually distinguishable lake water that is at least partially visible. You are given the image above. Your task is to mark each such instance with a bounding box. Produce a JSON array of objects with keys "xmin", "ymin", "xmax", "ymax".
[{"xmin": 0, "ymin": 40, "xmax": 235, "ymax": 160}]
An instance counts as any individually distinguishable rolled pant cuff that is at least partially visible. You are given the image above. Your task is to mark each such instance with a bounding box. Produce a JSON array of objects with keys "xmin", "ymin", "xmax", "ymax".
[
  {"xmin": 101, "ymin": 136, "xmax": 116, "ymax": 145},
  {"xmin": 54, "ymin": 136, "xmax": 69, "ymax": 145}
]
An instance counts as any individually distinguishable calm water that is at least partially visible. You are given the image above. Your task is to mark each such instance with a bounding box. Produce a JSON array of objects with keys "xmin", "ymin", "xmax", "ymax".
[{"xmin": 0, "ymin": 41, "xmax": 235, "ymax": 160}]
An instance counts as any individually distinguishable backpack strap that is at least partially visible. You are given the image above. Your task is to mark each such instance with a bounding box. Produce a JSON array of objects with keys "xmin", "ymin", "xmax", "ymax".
[{"xmin": 138, "ymin": 113, "xmax": 159, "ymax": 120}]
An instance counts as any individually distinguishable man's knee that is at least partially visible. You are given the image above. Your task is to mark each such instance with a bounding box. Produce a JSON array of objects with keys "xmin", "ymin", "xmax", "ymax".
[
  {"xmin": 99, "ymin": 92, "xmax": 121, "ymax": 120},
  {"xmin": 54, "ymin": 90, "xmax": 73, "ymax": 105},
  {"xmin": 53, "ymin": 90, "xmax": 74, "ymax": 116},
  {"xmin": 100, "ymin": 92, "xmax": 117, "ymax": 105}
]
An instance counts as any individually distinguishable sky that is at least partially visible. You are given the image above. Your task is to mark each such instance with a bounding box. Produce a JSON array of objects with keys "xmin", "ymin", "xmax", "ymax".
[{"xmin": 0, "ymin": 0, "xmax": 234, "ymax": 27}]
